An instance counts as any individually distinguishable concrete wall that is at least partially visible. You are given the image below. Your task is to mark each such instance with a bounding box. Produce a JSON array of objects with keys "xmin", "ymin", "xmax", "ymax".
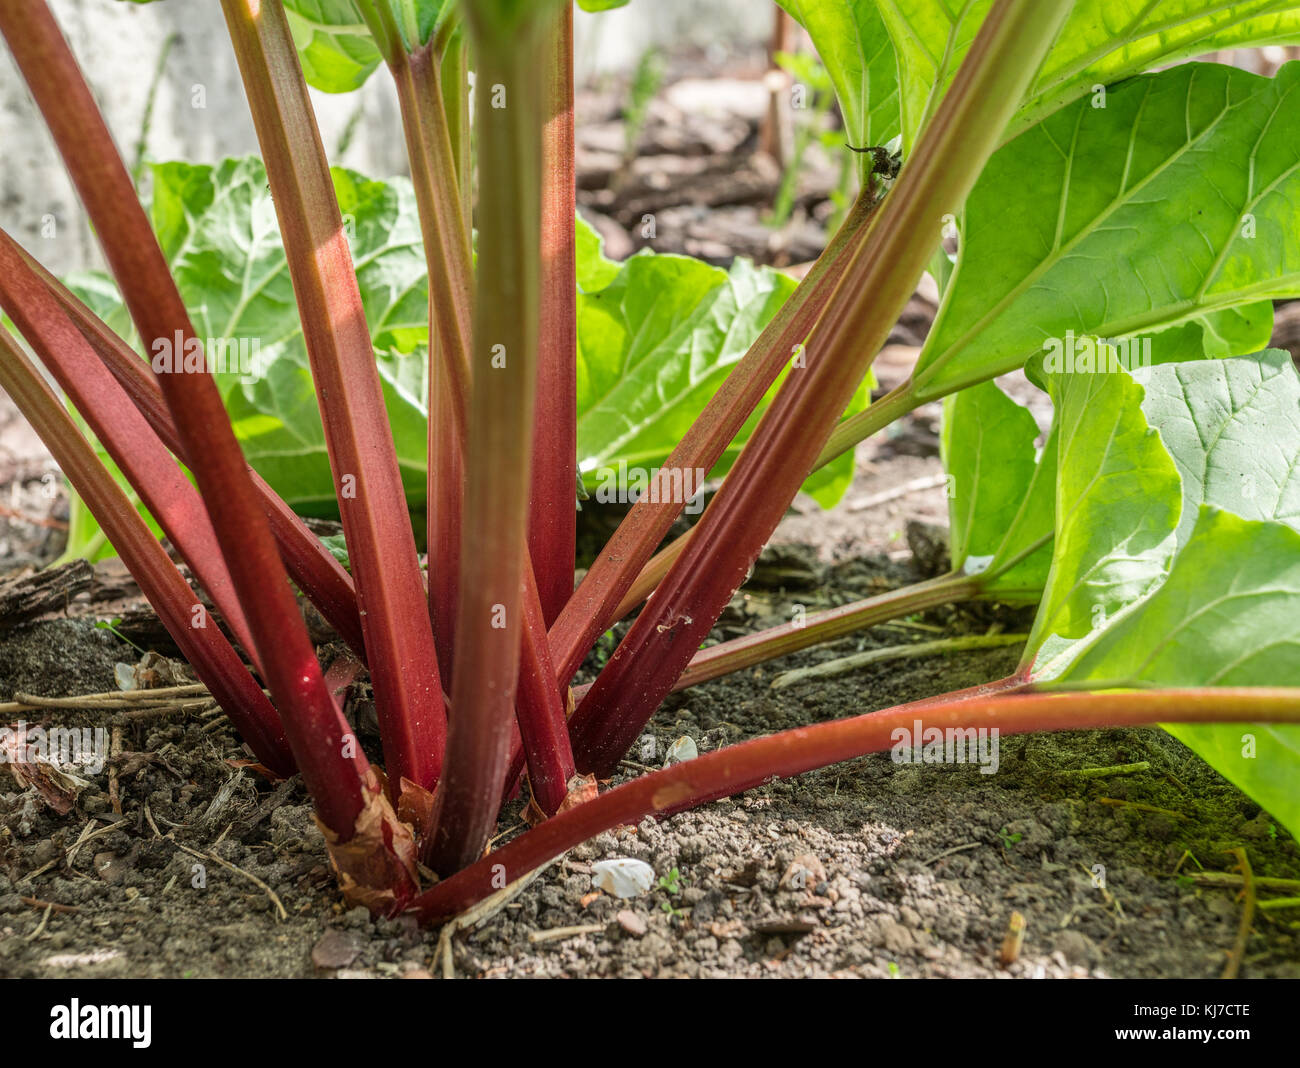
[{"xmin": 0, "ymin": 0, "xmax": 771, "ymax": 276}]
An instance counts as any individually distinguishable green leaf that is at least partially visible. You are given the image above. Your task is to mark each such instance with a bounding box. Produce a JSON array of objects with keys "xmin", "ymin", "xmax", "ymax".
[
  {"xmin": 1134, "ymin": 349, "xmax": 1300, "ymax": 550},
  {"xmin": 1027, "ymin": 367, "xmax": 1183, "ymax": 657},
  {"xmin": 62, "ymin": 271, "xmax": 133, "ymax": 339},
  {"xmin": 941, "ymin": 380, "xmax": 1036, "ymax": 569},
  {"xmin": 281, "ymin": 0, "xmax": 451, "ymax": 92},
  {"xmin": 1026, "ymin": 0, "xmax": 1300, "ymax": 136},
  {"xmin": 1168, "ymin": 717, "xmax": 1300, "ymax": 843},
  {"xmin": 283, "ymin": 1, "xmax": 383, "ymax": 93},
  {"xmin": 774, "ymin": 0, "xmax": 900, "ymax": 152},
  {"xmin": 1147, "ymin": 303, "xmax": 1276, "ymax": 364},
  {"xmin": 576, "ymin": 0, "xmax": 630, "ymax": 10},
  {"xmin": 876, "ymin": 0, "xmax": 1300, "ymax": 149},
  {"xmin": 984, "ymin": 421, "xmax": 1057, "ymax": 599},
  {"xmin": 915, "ymin": 63, "xmax": 1300, "ymax": 402},
  {"xmin": 1015, "ymin": 355, "xmax": 1300, "ymax": 835},
  {"xmin": 1026, "ymin": 351, "xmax": 1300, "ymax": 674},
  {"xmin": 577, "ymin": 254, "xmax": 731, "ymax": 471},
  {"xmin": 319, "ymin": 532, "xmax": 351, "ymax": 569},
  {"xmin": 576, "ymin": 213, "xmax": 621, "ymax": 293},
  {"xmin": 576, "ymin": 253, "xmax": 866, "ymax": 509},
  {"xmin": 70, "ymin": 157, "xmax": 431, "ymax": 519},
  {"xmin": 940, "ymin": 379, "xmax": 1055, "ymax": 598},
  {"xmin": 155, "ymin": 157, "xmax": 430, "ymax": 513},
  {"xmin": 1056, "ymin": 508, "xmax": 1300, "ymax": 838},
  {"xmin": 951, "ymin": 347, "xmax": 1300, "ymax": 607},
  {"xmin": 1067, "ymin": 508, "xmax": 1300, "ymax": 688},
  {"xmin": 872, "ymin": 0, "xmax": 982, "ymax": 150}
]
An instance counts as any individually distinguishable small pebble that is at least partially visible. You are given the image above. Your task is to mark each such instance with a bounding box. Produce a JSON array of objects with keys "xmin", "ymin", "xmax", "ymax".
[
  {"xmin": 312, "ymin": 929, "xmax": 365, "ymax": 970},
  {"xmin": 617, "ymin": 910, "xmax": 648, "ymax": 937}
]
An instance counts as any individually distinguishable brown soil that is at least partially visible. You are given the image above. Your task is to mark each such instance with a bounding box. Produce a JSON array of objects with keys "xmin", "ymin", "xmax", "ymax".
[{"xmin": 2, "ymin": 505, "xmax": 1297, "ymax": 978}]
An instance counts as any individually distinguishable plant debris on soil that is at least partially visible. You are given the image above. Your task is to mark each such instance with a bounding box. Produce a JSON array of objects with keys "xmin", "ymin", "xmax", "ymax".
[{"xmin": 2, "ymin": 519, "xmax": 1298, "ymax": 978}]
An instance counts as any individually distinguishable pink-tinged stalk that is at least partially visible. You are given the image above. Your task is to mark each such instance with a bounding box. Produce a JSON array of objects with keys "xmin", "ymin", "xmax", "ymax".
[
  {"xmin": 815, "ymin": 381, "xmax": 922, "ymax": 470},
  {"xmin": 13, "ymin": 244, "xmax": 367, "ymax": 658},
  {"xmin": 356, "ymin": 2, "xmax": 474, "ymax": 682},
  {"xmin": 0, "ymin": 0, "xmax": 417, "ymax": 906},
  {"xmin": 612, "ymin": 526, "xmax": 692, "ymax": 622},
  {"xmin": 0, "ymin": 232, "xmax": 262, "ymax": 667},
  {"xmin": 510, "ymin": 559, "xmax": 578, "ymax": 814},
  {"xmin": 221, "ymin": 0, "xmax": 446, "ymax": 792},
  {"xmin": 426, "ymin": 341, "xmax": 466, "ymax": 684},
  {"xmin": 529, "ymin": 3, "xmax": 578, "ymax": 626},
  {"xmin": 425, "ymin": 1, "xmax": 561, "ymax": 876},
  {"xmin": 549, "ymin": 188, "xmax": 879, "ymax": 685},
  {"xmin": 568, "ymin": 0, "xmax": 1075, "ymax": 777},
  {"xmin": 412, "ymin": 685, "xmax": 1300, "ymax": 921},
  {"xmin": 610, "ymin": 379, "xmax": 926, "ymax": 621},
  {"xmin": 441, "ymin": 32, "xmax": 473, "ymax": 262},
  {"xmin": 386, "ymin": 36, "xmax": 474, "ymax": 684},
  {"xmin": 0, "ymin": 326, "xmax": 294, "ymax": 778},
  {"xmin": 570, "ymin": 580, "xmax": 1013, "ymax": 706}
]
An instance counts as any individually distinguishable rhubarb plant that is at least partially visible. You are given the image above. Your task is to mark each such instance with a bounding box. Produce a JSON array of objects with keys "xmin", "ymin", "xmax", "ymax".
[{"xmin": 1, "ymin": 0, "xmax": 1299, "ymax": 926}]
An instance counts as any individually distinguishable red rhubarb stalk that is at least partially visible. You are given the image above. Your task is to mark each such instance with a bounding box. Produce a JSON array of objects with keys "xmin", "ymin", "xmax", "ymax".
[
  {"xmin": 0, "ymin": 0, "xmax": 417, "ymax": 905},
  {"xmin": 612, "ymin": 525, "xmax": 693, "ymax": 622},
  {"xmin": 358, "ymin": 3, "xmax": 475, "ymax": 682},
  {"xmin": 11, "ymin": 237, "xmax": 367, "ymax": 659},
  {"xmin": 0, "ymin": 232, "xmax": 263, "ymax": 668},
  {"xmin": 366, "ymin": 2, "xmax": 572, "ymax": 811},
  {"xmin": 608, "ymin": 381, "xmax": 926, "ymax": 621},
  {"xmin": 548, "ymin": 188, "xmax": 879, "ymax": 684},
  {"xmin": 565, "ymin": 572, "xmax": 1008, "ymax": 706},
  {"xmin": 412, "ymin": 686, "xmax": 1300, "ymax": 921},
  {"xmin": 365, "ymin": 3, "xmax": 573, "ymax": 805},
  {"xmin": 568, "ymin": 0, "xmax": 1075, "ymax": 777},
  {"xmin": 383, "ymin": 29, "xmax": 474, "ymax": 683},
  {"xmin": 529, "ymin": 2, "xmax": 579, "ymax": 625},
  {"xmin": 0, "ymin": 327, "xmax": 293, "ymax": 778},
  {"xmin": 672, "ymin": 571, "xmax": 982, "ymax": 692},
  {"xmin": 221, "ymin": 0, "xmax": 446, "ymax": 792},
  {"xmin": 510, "ymin": 559, "xmax": 579, "ymax": 814}
]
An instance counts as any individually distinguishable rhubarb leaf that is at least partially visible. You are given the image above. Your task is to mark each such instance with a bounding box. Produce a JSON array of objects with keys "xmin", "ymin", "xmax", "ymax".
[
  {"xmin": 1016, "ymin": 355, "xmax": 1300, "ymax": 834},
  {"xmin": 1026, "ymin": 366, "xmax": 1183, "ymax": 660},
  {"xmin": 148, "ymin": 158, "xmax": 430, "ymax": 514},
  {"xmin": 941, "ymin": 380, "xmax": 1055, "ymax": 598},
  {"xmin": 1053, "ymin": 508, "xmax": 1300, "ymax": 838},
  {"xmin": 64, "ymin": 158, "xmax": 430, "ymax": 519},
  {"xmin": 282, "ymin": 0, "xmax": 452, "ymax": 92},
  {"xmin": 877, "ymin": 0, "xmax": 1300, "ymax": 149},
  {"xmin": 68, "ymin": 156, "xmax": 856, "ymax": 536},
  {"xmin": 914, "ymin": 63, "xmax": 1300, "ymax": 403},
  {"xmin": 773, "ymin": 0, "xmax": 900, "ymax": 152},
  {"xmin": 576, "ymin": 253, "xmax": 868, "ymax": 509},
  {"xmin": 1134, "ymin": 349, "xmax": 1300, "ymax": 549},
  {"xmin": 283, "ymin": 1, "xmax": 383, "ymax": 93},
  {"xmin": 576, "ymin": 214, "xmax": 622, "ymax": 293},
  {"xmin": 942, "ymin": 379, "xmax": 1038, "ymax": 570},
  {"xmin": 1025, "ymin": 351, "xmax": 1300, "ymax": 676},
  {"xmin": 945, "ymin": 348, "xmax": 1300, "ymax": 607}
]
